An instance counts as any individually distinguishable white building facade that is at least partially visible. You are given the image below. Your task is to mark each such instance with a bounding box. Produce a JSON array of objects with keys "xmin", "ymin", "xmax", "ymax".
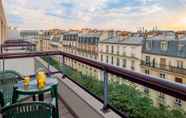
[{"xmin": 0, "ymin": 0, "xmax": 7, "ymax": 45}]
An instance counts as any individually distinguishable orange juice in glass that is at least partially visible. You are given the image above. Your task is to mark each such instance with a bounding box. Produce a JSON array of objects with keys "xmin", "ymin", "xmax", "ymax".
[
  {"xmin": 38, "ymin": 78, "xmax": 45, "ymax": 89},
  {"xmin": 23, "ymin": 76, "xmax": 31, "ymax": 86},
  {"xmin": 36, "ymin": 71, "xmax": 46, "ymax": 88}
]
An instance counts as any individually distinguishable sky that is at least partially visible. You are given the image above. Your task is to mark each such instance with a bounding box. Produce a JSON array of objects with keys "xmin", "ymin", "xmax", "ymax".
[{"xmin": 3, "ymin": 0, "xmax": 186, "ymax": 31}]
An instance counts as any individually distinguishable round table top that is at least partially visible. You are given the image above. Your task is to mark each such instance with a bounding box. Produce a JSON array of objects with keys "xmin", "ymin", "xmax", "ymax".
[{"xmin": 15, "ymin": 78, "xmax": 58, "ymax": 94}]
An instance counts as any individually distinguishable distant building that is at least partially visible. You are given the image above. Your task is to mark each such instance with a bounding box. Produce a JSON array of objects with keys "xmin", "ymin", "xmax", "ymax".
[
  {"xmin": 142, "ymin": 38, "xmax": 186, "ymax": 109},
  {"xmin": 98, "ymin": 33, "xmax": 144, "ymax": 83},
  {"xmin": 61, "ymin": 32, "xmax": 79, "ymax": 54},
  {"xmin": 46, "ymin": 29, "xmax": 64, "ymax": 51},
  {"xmin": 78, "ymin": 33, "xmax": 100, "ymax": 59},
  {"xmin": 99, "ymin": 34, "xmax": 144, "ymax": 73},
  {"xmin": 20, "ymin": 30, "xmax": 39, "ymax": 40},
  {"xmin": 38, "ymin": 29, "xmax": 64, "ymax": 51},
  {"xmin": 60, "ymin": 32, "xmax": 100, "ymax": 76}
]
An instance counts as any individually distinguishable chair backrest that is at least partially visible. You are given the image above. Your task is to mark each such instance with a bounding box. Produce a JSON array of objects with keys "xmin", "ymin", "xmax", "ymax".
[
  {"xmin": 0, "ymin": 70, "xmax": 22, "ymax": 80},
  {"xmin": 1, "ymin": 102, "xmax": 55, "ymax": 118},
  {"xmin": 0, "ymin": 70, "xmax": 22, "ymax": 106}
]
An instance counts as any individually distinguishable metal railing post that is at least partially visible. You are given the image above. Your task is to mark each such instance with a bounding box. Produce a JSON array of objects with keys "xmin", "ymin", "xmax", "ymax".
[
  {"xmin": 34, "ymin": 57, "xmax": 37, "ymax": 73},
  {"xmin": 102, "ymin": 70, "xmax": 109, "ymax": 112},
  {"xmin": 61, "ymin": 55, "xmax": 64, "ymax": 64},
  {"xmin": 2, "ymin": 47, "xmax": 5, "ymax": 72},
  {"xmin": 60, "ymin": 55, "xmax": 65, "ymax": 77},
  {"xmin": 0, "ymin": 46, "xmax": 2, "ymax": 54},
  {"xmin": 47, "ymin": 55, "xmax": 50, "ymax": 76},
  {"xmin": 2, "ymin": 56, "xmax": 5, "ymax": 72}
]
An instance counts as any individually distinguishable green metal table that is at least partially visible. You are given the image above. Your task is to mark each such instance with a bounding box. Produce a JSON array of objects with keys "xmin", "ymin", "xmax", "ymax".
[{"xmin": 12, "ymin": 77, "xmax": 59, "ymax": 118}]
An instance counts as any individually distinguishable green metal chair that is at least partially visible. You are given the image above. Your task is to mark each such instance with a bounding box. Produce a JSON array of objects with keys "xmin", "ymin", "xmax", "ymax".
[
  {"xmin": 0, "ymin": 70, "xmax": 23, "ymax": 107},
  {"xmin": 1, "ymin": 102, "xmax": 55, "ymax": 118}
]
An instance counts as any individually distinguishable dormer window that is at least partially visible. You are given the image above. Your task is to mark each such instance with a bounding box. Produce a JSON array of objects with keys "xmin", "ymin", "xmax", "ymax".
[
  {"xmin": 178, "ymin": 44, "xmax": 184, "ymax": 51},
  {"xmin": 160, "ymin": 41, "xmax": 168, "ymax": 51},
  {"xmin": 146, "ymin": 41, "xmax": 152, "ymax": 50}
]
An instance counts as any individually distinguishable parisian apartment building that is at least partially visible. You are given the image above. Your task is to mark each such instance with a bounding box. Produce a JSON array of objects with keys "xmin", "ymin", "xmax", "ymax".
[{"xmin": 142, "ymin": 31, "xmax": 186, "ymax": 109}]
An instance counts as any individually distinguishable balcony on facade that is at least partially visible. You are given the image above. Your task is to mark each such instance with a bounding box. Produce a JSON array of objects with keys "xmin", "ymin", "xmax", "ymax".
[{"xmin": 141, "ymin": 60, "xmax": 186, "ymax": 75}]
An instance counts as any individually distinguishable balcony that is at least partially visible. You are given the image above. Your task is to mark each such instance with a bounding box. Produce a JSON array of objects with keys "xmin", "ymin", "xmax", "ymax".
[
  {"xmin": 141, "ymin": 61, "xmax": 186, "ymax": 75},
  {"xmin": 0, "ymin": 40, "xmax": 186, "ymax": 118}
]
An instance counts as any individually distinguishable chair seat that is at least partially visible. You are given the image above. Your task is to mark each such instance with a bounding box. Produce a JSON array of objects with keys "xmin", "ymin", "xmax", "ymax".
[{"xmin": 1, "ymin": 102, "xmax": 55, "ymax": 118}]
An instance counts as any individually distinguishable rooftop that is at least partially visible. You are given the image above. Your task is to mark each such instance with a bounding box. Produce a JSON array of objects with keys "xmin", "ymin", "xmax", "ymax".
[
  {"xmin": 143, "ymin": 39, "xmax": 186, "ymax": 58},
  {"xmin": 100, "ymin": 36, "xmax": 144, "ymax": 45}
]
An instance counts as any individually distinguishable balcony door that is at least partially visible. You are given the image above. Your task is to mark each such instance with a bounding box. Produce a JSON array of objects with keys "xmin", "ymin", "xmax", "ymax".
[{"xmin": 145, "ymin": 56, "xmax": 150, "ymax": 65}]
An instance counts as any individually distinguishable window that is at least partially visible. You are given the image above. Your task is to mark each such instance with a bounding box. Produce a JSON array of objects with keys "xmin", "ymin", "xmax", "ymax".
[
  {"xmin": 152, "ymin": 58, "xmax": 156, "ymax": 67},
  {"xmin": 106, "ymin": 45, "xmax": 109, "ymax": 53},
  {"xmin": 159, "ymin": 92, "xmax": 165, "ymax": 106},
  {"xmin": 145, "ymin": 69, "xmax": 150, "ymax": 74},
  {"xmin": 111, "ymin": 56, "xmax": 114, "ymax": 64},
  {"xmin": 111, "ymin": 45, "xmax": 114, "ymax": 53},
  {"xmin": 144, "ymin": 69, "xmax": 150, "ymax": 94},
  {"xmin": 106, "ymin": 56, "xmax": 109, "ymax": 63},
  {"xmin": 177, "ymin": 60, "xmax": 183, "ymax": 68},
  {"xmin": 123, "ymin": 59, "xmax": 127, "ymax": 68},
  {"xmin": 94, "ymin": 69, "xmax": 97, "ymax": 73},
  {"xmin": 159, "ymin": 92, "xmax": 165, "ymax": 99},
  {"xmin": 100, "ymin": 55, "xmax": 103, "ymax": 62},
  {"xmin": 168, "ymin": 61, "xmax": 172, "ymax": 67},
  {"xmin": 95, "ymin": 56, "xmax": 97, "ymax": 60},
  {"xmin": 146, "ymin": 41, "xmax": 152, "ymax": 50},
  {"xmin": 175, "ymin": 77, "xmax": 183, "ymax": 83},
  {"xmin": 131, "ymin": 60, "xmax": 135, "ymax": 70},
  {"xmin": 175, "ymin": 98, "xmax": 182, "ymax": 107},
  {"xmin": 160, "ymin": 58, "xmax": 166, "ymax": 69},
  {"xmin": 175, "ymin": 77, "xmax": 183, "ymax": 107},
  {"xmin": 116, "ymin": 58, "xmax": 120, "ymax": 66},
  {"xmin": 160, "ymin": 73, "xmax": 166, "ymax": 79},
  {"xmin": 145, "ymin": 56, "xmax": 150, "ymax": 65},
  {"xmin": 160, "ymin": 41, "xmax": 168, "ymax": 51},
  {"xmin": 123, "ymin": 47, "xmax": 126, "ymax": 56},
  {"xmin": 144, "ymin": 87, "xmax": 149, "ymax": 94},
  {"xmin": 117, "ymin": 45, "xmax": 120, "ymax": 55},
  {"xmin": 131, "ymin": 47, "xmax": 136, "ymax": 57},
  {"xmin": 178, "ymin": 44, "xmax": 184, "ymax": 51}
]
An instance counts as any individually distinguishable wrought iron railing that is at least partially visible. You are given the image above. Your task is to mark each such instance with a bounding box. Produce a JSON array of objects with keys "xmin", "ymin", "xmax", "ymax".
[{"xmin": 141, "ymin": 61, "xmax": 186, "ymax": 75}]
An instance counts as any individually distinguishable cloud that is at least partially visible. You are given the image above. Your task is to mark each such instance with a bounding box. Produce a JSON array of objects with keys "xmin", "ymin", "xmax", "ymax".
[{"xmin": 3, "ymin": 0, "xmax": 186, "ymax": 31}]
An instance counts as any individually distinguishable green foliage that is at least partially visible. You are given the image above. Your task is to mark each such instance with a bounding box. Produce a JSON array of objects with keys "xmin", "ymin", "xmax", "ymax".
[{"xmin": 43, "ymin": 57, "xmax": 186, "ymax": 118}]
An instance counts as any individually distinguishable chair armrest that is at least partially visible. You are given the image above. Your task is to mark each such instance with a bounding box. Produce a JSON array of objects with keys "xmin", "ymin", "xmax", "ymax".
[
  {"xmin": 51, "ymin": 97, "xmax": 56, "ymax": 107},
  {"xmin": 0, "ymin": 90, "xmax": 4, "ymax": 107},
  {"xmin": 50, "ymin": 98, "xmax": 59, "ymax": 118}
]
